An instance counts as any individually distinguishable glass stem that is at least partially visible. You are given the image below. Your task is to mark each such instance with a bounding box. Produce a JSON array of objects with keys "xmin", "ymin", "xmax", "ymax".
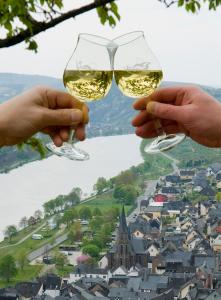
[
  {"xmin": 154, "ymin": 119, "xmax": 166, "ymax": 138},
  {"xmin": 68, "ymin": 129, "xmax": 76, "ymax": 145}
]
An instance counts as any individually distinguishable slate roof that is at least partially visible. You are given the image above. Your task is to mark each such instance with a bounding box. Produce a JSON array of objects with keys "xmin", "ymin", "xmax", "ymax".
[
  {"xmin": 217, "ymin": 173, "xmax": 221, "ymax": 181},
  {"xmin": 164, "ymin": 201, "xmax": 185, "ymax": 211},
  {"xmin": 200, "ymin": 186, "xmax": 215, "ymax": 197},
  {"xmin": 180, "ymin": 170, "xmax": 195, "ymax": 176},
  {"xmin": 16, "ymin": 281, "xmax": 41, "ymax": 298},
  {"xmin": 131, "ymin": 238, "xmax": 147, "ymax": 254},
  {"xmin": 209, "ymin": 163, "xmax": 221, "ymax": 174},
  {"xmin": 164, "ymin": 250, "xmax": 192, "ymax": 267},
  {"xmin": 139, "ymin": 275, "xmax": 168, "ymax": 291},
  {"xmin": 194, "ymin": 255, "xmax": 217, "ymax": 271},
  {"xmin": 165, "ymin": 175, "xmax": 181, "ymax": 183},
  {"xmin": 41, "ymin": 274, "xmax": 62, "ymax": 290},
  {"xmin": 161, "ymin": 187, "xmax": 179, "ymax": 194}
]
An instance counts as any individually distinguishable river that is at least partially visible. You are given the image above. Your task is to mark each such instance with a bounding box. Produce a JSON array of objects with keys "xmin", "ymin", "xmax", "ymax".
[{"xmin": 0, "ymin": 134, "xmax": 143, "ymax": 240}]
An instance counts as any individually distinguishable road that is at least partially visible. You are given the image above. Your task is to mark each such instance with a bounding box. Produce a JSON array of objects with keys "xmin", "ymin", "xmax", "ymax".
[
  {"xmin": 27, "ymin": 233, "xmax": 68, "ymax": 261},
  {"xmin": 127, "ymin": 180, "xmax": 157, "ymax": 223},
  {"xmin": 160, "ymin": 152, "xmax": 180, "ymax": 173}
]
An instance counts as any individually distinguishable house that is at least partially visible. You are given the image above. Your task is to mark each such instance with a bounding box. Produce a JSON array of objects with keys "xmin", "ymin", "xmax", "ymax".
[
  {"xmin": 165, "ymin": 175, "xmax": 181, "ymax": 184},
  {"xmin": 207, "ymin": 163, "xmax": 221, "ymax": 176},
  {"xmin": 140, "ymin": 199, "xmax": 148, "ymax": 210},
  {"xmin": 154, "ymin": 194, "xmax": 168, "ymax": 203},
  {"xmin": 180, "ymin": 170, "xmax": 195, "ymax": 181},
  {"xmin": 69, "ymin": 266, "xmax": 109, "ymax": 283},
  {"xmin": 200, "ymin": 186, "xmax": 215, "ymax": 198},
  {"xmin": 210, "ymin": 234, "xmax": 221, "ymax": 252},
  {"xmin": 217, "ymin": 181, "xmax": 221, "ymax": 191},
  {"xmin": 146, "ymin": 243, "xmax": 160, "ymax": 257},
  {"xmin": 144, "ymin": 206, "xmax": 164, "ymax": 219}
]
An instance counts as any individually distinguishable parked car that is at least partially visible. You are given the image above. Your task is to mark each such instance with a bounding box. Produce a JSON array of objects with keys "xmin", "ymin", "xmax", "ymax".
[{"xmin": 32, "ymin": 234, "xmax": 43, "ymax": 240}]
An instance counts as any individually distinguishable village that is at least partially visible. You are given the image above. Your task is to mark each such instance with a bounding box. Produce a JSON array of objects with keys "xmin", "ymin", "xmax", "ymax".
[{"xmin": 2, "ymin": 162, "xmax": 221, "ymax": 299}]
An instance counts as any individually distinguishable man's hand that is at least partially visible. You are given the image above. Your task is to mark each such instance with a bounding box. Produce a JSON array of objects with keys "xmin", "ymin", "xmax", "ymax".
[
  {"xmin": 0, "ymin": 86, "xmax": 88, "ymax": 147},
  {"xmin": 132, "ymin": 86, "xmax": 221, "ymax": 148}
]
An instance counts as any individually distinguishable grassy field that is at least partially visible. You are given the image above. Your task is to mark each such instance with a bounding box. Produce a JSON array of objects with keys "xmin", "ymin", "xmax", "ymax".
[
  {"xmin": 77, "ymin": 193, "xmax": 132, "ymax": 214},
  {"xmin": 0, "ymin": 264, "xmax": 42, "ymax": 287},
  {"xmin": 140, "ymin": 139, "xmax": 173, "ymax": 178},
  {"xmin": 0, "ymin": 220, "xmax": 46, "ymax": 247}
]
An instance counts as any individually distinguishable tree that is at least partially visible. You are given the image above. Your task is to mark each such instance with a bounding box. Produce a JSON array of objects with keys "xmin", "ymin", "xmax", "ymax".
[
  {"xmin": 0, "ymin": 0, "xmax": 120, "ymax": 51},
  {"xmin": 62, "ymin": 210, "xmax": 75, "ymax": 228},
  {"xmin": 54, "ymin": 251, "xmax": 67, "ymax": 269},
  {"xmin": 93, "ymin": 207, "xmax": 102, "ymax": 217},
  {"xmin": 65, "ymin": 188, "xmax": 81, "ymax": 208},
  {"xmin": 79, "ymin": 207, "xmax": 92, "ymax": 220},
  {"xmin": 17, "ymin": 250, "xmax": 27, "ymax": 271},
  {"xmin": 34, "ymin": 209, "xmax": 43, "ymax": 220},
  {"xmin": 82, "ymin": 244, "xmax": 100, "ymax": 259},
  {"xmin": 19, "ymin": 216, "xmax": 28, "ymax": 229},
  {"xmin": 113, "ymin": 184, "xmax": 137, "ymax": 205},
  {"xmin": 93, "ymin": 177, "xmax": 108, "ymax": 194},
  {"xmin": 4, "ymin": 225, "xmax": 17, "ymax": 242},
  {"xmin": 28, "ymin": 216, "xmax": 37, "ymax": 226},
  {"xmin": 68, "ymin": 221, "xmax": 82, "ymax": 243},
  {"xmin": 89, "ymin": 216, "xmax": 104, "ymax": 232},
  {"xmin": 0, "ymin": 255, "xmax": 17, "ymax": 282},
  {"xmin": 115, "ymin": 170, "xmax": 136, "ymax": 186}
]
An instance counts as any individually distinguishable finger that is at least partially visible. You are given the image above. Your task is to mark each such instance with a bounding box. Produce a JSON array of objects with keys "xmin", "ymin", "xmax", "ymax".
[
  {"xmin": 43, "ymin": 108, "xmax": 83, "ymax": 127},
  {"xmin": 146, "ymin": 101, "xmax": 186, "ymax": 122},
  {"xmin": 135, "ymin": 121, "xmax": 181, "ymax": 138},
  {"xmin": 51, "ymin": 134, "xmax": 63, "ymax": 147},
  {"xmin": 133, "ymin": 86, "xmax": 185, "ymax": 110},
  {"xmin": 132, "ymin": 110, "xmax": 154, "ymax": 127},
  {"xmin": 75, "ymin": 124, "xmax": 86, "ymax": 141},
  {"xmin": 59, "ymin": 127, "xmax": 70, "ymax": 142},
  {"xmin": 45, "ymin": 88, "xmax": 89, "ymax": 123}
]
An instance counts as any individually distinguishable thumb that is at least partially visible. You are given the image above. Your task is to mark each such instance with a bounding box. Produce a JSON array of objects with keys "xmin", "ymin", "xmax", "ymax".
[
  {"xmin": 146, "ymin": 101, "xmax": 184, "ymax": 121},
  {"xmin": 43, "ymin": 108, "xmax": 83, "ymax": 126}
]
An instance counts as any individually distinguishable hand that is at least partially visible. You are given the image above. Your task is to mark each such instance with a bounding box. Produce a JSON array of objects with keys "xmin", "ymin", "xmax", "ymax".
[
  {"xmin": 0, "ymin": 86, "xmax": 89, "ymax": 147},
  {"xmin": 132, "ymin": 86, "xmax": 221, "ymax": 148}
]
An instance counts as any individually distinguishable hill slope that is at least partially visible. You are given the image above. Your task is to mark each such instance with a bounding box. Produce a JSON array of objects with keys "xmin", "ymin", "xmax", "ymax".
[{"xmin": 0, "ymin": 73, "xmax": 221, "ymax": 172}]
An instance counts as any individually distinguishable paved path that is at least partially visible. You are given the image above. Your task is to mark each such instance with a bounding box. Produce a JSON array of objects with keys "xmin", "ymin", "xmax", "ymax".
[
  {"xmin": 27, "ymin": 233, "xmax": 68, "ymax": 261},
  {"xmin": 0, "ymin": 221, "xmax": 47, "ymax": 250},
  {"xmin": 127, "ymin": 180, "xmax": 157, "ymax": 223},
  {"xmin": 160, "ymin": 152, "xmax": 180, "ymax": 173}
]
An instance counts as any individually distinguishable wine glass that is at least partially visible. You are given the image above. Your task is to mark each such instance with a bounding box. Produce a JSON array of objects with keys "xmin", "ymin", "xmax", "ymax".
[
  {"xmin": 113, "ymin": 31, "xmax": 185, "ymax": 153},
  {"xmin": 46, "ymin": 34, "xmax": 113, "ymax": 160}
]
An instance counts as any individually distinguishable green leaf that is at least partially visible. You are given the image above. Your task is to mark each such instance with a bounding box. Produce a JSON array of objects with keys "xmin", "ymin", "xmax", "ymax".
[
  {"xmin": 110, "ymin": 2, "xmax": 120, "ymax": 20},
  {"xmin": 96, "ymin": 6, "xmax": 108, "ymax": 25},
  {"xmin": 108, "ymin": 15, "xmax": 116, "ymax": 27},
  {"xmin": 26, "ymin": 39, "xmax": 38, "ymax": 53},
  {"xmin": 178, "ymin": 0, "xmax": 184, "ymax": 7}
]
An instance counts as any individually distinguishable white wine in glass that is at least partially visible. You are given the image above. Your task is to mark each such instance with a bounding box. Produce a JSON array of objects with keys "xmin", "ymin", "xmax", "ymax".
[
  {"xmin": 113, "ymin": 31, "xmax": 185, "ymax": 153},
  {"xmin": 46, "ymin": 34, "xmax": 113, "ymax": 160}
]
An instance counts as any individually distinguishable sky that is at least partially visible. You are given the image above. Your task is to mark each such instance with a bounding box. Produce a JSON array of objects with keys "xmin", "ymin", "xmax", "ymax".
[{"xmin": 0, "ymin": 0, "xmax": 221, "ymax": 87}]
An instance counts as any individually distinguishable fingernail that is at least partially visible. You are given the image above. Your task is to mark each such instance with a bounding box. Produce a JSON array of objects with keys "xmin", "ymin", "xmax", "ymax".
[
  {"xmin": 146, "ymin": 101, "xmax": 157, "ymax": 114},
  {"xmin": 71, "ymin": 109, "xmax": 82, "ymax": 123}
]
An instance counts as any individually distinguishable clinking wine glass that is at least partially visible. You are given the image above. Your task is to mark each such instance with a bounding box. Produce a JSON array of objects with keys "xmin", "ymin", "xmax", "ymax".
[
  {"xmin": 113, "ymin": 31, "xmax": 185, "ymax": 153},
  {"xmin": 46, "ymin": 34, "xmax": 113, "ymax": 160}
]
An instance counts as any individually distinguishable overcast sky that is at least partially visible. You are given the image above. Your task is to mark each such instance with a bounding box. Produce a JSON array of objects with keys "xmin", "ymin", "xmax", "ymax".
[{"xmin": 0, "ymin": 0, "xmax": 221, "ymax": 87}]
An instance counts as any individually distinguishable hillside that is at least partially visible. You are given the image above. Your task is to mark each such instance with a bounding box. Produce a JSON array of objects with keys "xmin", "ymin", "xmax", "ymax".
[{"xmin": 0, "ymin": 73, "xmax": 221, "ymax": 172}]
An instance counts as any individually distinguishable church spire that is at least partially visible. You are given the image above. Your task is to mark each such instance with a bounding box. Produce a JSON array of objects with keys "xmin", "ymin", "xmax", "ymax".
[{"xmin": 119, "ymin": 205, "xmax": 128, "ymax": 233}]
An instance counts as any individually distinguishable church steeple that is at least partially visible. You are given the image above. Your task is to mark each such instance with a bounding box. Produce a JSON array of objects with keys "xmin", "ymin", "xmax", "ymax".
[{"xmin": 119, "ymin": 205, "xmax": 128, "ymax": 234}]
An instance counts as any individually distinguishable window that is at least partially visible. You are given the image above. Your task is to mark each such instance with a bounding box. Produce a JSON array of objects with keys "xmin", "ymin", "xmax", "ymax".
[{"xmin": 120, "ymin": 245, "xmax": 123, "ymax": 254}]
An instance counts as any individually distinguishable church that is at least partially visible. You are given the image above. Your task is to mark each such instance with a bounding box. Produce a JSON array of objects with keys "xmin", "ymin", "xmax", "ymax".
[{"xmin": 107, "ymin": 206, "xmax": 148, "ymax": 270}]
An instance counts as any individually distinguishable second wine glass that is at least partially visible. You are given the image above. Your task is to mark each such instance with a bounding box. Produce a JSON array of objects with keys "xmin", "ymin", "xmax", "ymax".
[
  {"xmin": 46, "ymin": 34, "xmax": 113, "ymax": 160},
  {"xmin": 113, "ymin": 31, "xmax": 185, "ymax": 153}
]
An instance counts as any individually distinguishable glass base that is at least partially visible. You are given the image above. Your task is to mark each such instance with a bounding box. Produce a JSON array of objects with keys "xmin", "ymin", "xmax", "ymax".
[
  {"xmin": 144, "ymin": 134, "xmax": 185, "ymax": 154},
  {"xmin": 46, "ymin": 142, "xmax": 89, "ymax": 161}
]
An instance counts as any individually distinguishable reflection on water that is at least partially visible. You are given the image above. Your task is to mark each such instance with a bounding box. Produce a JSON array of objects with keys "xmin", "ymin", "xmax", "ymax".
[{"xmin": 0, "ymin": 135, "xmax": 143, "ymax": 240}]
